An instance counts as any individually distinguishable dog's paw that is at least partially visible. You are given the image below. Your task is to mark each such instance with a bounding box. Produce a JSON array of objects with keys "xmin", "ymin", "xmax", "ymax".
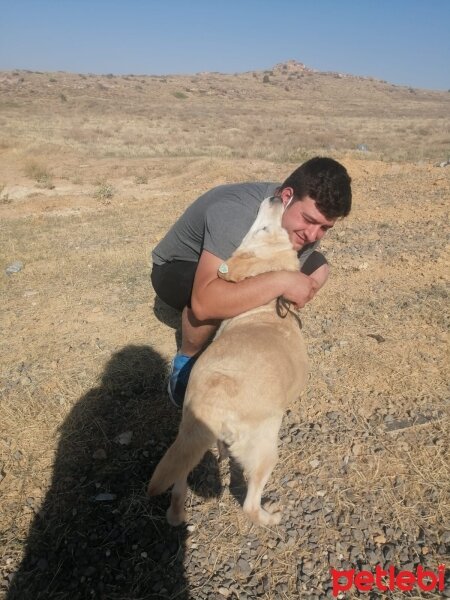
[
  {"xmin": 245, "ymin": 502, "xmax": 282, "ymax": 526},
  {"xmin": 166, "ymin": 506, "xmax": 186, "ymax": 527},
  {"xmin": 263, "ymin": 500, "xmax": 282, "ymax": 515},
  {"xmin": 262, "ymin": 501, "xmax": 282, "ymax": 525}
]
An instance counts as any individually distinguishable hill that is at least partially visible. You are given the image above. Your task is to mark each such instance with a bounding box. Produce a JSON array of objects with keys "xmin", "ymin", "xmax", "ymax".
[{"xmin": 0, "ymin": 61, "xmax": 449, "ymax": 165}]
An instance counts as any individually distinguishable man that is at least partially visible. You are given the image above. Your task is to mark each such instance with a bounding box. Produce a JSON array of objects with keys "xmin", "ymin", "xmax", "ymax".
[{"xmin": 151, "ymin": 156, "xmax": 352, "ymax": 406}]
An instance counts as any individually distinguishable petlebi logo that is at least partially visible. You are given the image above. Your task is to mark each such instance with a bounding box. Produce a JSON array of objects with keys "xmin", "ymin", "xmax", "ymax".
[{"xmin": 331, "ymin": 564, "xmax": 446, "ymax": 597}]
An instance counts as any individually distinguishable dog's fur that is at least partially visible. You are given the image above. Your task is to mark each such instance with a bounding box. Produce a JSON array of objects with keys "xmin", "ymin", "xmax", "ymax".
[{"xmin": 148, "ymin": 197, "xmax": 309, "ymax": 526}]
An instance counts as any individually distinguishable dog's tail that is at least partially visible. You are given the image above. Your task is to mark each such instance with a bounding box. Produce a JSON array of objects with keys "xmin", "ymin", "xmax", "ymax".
[{"xmin": 147, "ymin": 411, "xmax": 216, "ymax": 496}]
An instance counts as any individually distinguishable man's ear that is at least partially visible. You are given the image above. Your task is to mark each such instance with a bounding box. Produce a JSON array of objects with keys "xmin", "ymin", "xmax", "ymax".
[{"xmin": 280, "ymin": 187, "xmax": 294, "ymax": 207}]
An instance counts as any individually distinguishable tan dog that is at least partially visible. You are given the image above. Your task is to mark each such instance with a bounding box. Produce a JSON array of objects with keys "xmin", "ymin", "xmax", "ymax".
[{"xmin": 148, "ymin": 196, "xmax": 309, "ymax": 526}]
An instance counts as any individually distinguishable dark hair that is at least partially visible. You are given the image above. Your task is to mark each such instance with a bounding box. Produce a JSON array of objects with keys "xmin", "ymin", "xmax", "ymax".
[{"xmin": 280, "ymin": 156, "xmax": 352, "ymax": 219}]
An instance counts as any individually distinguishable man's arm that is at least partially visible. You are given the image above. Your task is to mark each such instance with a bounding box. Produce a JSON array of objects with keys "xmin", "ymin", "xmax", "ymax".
[{"xmin": 191, "ymin": 250, "xmax": 318, "ymax": 321}]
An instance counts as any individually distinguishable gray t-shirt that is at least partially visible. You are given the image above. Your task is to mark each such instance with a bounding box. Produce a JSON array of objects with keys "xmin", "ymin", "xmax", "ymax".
[{"xmin": 152, "ymin": 182, "xmax": 318, "ymax": 266}]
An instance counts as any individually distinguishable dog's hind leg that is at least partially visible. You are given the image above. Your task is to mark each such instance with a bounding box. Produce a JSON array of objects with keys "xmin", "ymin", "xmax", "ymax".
[
  {"xmin": 217, "ymin": 439, "xmax": 229, "ymax": 462},
  {"xmin": 238, "ymin": 417, "xmax": 283, "ymax": 526}
]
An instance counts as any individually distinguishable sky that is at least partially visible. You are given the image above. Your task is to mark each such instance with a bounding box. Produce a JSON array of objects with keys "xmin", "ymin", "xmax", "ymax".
[{"xmin": 1, "ymin": 0, "xmax": 449, "ymax": 90}]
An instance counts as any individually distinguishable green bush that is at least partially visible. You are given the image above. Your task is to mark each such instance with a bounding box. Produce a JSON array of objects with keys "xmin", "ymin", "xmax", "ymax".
[{"xmin": 94, "ymin": 183, "xmax": 115, "ymax": 200}]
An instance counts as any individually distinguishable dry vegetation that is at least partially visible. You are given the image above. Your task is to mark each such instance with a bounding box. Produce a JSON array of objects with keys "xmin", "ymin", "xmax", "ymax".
[{"xmin": 0, "ymin": 62, "xmax": 449, "ymax": 599}]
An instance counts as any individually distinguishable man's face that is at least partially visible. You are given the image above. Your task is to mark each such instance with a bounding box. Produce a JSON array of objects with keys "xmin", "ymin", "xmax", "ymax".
[{"xmin": 280, "ymin": 190, "xmax": 336, "ymax": 251}]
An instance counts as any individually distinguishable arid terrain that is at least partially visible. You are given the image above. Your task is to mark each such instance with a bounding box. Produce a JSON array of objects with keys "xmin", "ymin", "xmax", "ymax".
[{"xmin": 0, "ymin": 62, "xmax": 449, "ymax": 599}]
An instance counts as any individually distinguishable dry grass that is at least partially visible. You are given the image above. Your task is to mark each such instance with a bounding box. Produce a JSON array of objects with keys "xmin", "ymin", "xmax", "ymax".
[
  {"xmin": 0, "ymin": 65, "xmax": 449, "ymax": 598},
  {"xmin": 0, "ymin": 67, "xmax": 449, "ymax": 163}
]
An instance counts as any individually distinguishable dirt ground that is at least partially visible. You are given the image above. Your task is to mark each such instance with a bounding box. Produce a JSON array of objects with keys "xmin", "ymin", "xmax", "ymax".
[{"xmin": 0, "ymin": 67, "xmax": 449, "ymax": 599}]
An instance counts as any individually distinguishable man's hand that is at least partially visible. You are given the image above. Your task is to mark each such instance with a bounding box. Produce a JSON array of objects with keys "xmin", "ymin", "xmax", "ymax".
[{"xmin": 279, "ymin": 272, "xmax": 319, "ymax": 309}]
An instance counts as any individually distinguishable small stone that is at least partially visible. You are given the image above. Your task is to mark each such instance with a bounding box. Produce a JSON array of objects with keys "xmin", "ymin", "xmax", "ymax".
[
  {"xmin": 94, "ymin": 493, "xmax": 116, "ymax": 502},
  {"xmin": 352, "ymin": 529, "xmax": 364, "ymax": 542},
  {"xmin": 236, "ymin": 558, "xmax": 252, "ymax": 576},
  {"xmin": 92, "ymin": 448, "xmax": 107, "ymax": 460},
  {"xmin": 367, "ymin": 333, "xmax": 385, "ymax": 343},
  {"xmin": 374, "ymin": 534, "xmax": 386, "ymax": 544},
  {"xmin": 309, "ymin": 459, "xmax": 320, "ymax": 469},
  {"xmin": 217, "ymin": 587, "xmax": 231, "ymax": 598},
  {"xmin": 5, "ymin": 261, "xmax": 24, "ymax": 275},
  {"xmin": 187, "ymin": 524, "xmax": 196, "ymax": 532},
  {"xmin": 302, "ymin": 560, "xmax": 315, "ymax": 574},
  {"xmin": 114, "ymin": 431, "xmax": 133, "ymax": 445}
]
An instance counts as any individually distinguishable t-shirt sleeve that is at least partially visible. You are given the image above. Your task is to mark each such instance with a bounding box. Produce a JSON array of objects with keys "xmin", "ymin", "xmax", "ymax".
[{"xmin": 203, "ymin": 200, "xmax": 255, "ymax": 261}]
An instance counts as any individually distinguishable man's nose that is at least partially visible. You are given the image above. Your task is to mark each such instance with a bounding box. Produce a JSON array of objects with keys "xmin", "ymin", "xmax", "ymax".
[{"xmin": 305, "ymin": 224, "xmax": 321, "ymax": 242}]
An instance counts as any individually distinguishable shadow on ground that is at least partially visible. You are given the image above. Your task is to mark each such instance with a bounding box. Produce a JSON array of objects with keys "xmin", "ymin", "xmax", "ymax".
[
  {"xmin": 8, "ymin": 345, "xmax": 221, "ymax": 600},
  {"xmin": 153, "ymin": 297, "xmax": 182, "ymax": 349}
]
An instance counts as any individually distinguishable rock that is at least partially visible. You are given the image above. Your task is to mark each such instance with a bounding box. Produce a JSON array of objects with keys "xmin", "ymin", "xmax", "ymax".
[
  {"xmin": 236, "ymin": 557, "xmax": 252, "ymax": 577},
  {"xmin": 367, "ymin": 333, "xmax": 385, "ymax": 343},
  {"xmin": 5, "ymin": 261, "xmax": 24, "ymax": 275},
  {"xmin": 92, "ymin": 448, "xmax": 107, "ymax": 460},
  {"xmin": 114, "ymin": 431, "xmax": 133, "ymax": 445},
  {"xmin": 309, "ymin": 459, "xmax": 320, "ymax": 469},
  {"xmin": 93, "ymin": 493, "xmax": 117, "ymax": 502}
]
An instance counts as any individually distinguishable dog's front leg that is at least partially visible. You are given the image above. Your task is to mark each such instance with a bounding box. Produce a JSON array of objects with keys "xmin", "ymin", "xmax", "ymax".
[{"xmin": 166, "ymin": 477, "xmax": 188, "ymax": 526}]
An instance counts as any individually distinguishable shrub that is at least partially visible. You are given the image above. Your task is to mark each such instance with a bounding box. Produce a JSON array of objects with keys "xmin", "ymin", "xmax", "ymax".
[
  {"xmin": 24, "ymin": 162, "xmax": 54, "ymax": 188},
  {"xmin": 173, "ymin": 91, "xmax": 188, "ymax": 99},
  {"xmin": 94, "ymin": 183, "xmax": 115, "ymax": 200}
]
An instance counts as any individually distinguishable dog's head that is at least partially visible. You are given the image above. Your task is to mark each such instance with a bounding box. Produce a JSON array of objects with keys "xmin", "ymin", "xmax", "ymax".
[{"xmin": 218, "ymin": 197, "xmax": 299, "ymax": 283}]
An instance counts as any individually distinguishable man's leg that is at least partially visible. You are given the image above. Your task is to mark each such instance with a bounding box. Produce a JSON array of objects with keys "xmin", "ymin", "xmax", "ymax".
[
  {"xmin": 167, "ymin": 308, "xmax": 219, "ymax": 407},
  {"xmin": 179, "ymin": 306, "xmax": 219, "ymax": 357},
  {"xmin": 301, "ymin": 251, "xmax": 329, "ymax": 291},
  {"xmin": 309, "ymin": 262, "xmax": 329, "ymax": 291},
  {"xmin": 152, "ymin": 261, "xmax": 222, "ymax": 406}
]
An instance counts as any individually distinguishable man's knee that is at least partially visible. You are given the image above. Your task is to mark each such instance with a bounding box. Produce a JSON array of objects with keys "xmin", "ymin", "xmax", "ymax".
[
  {"xmin": 301, "ymin": 251, "xmax": 329, "ymax": 290},
  {"xmin": 309, "ymin": 262, "xmax": 329, "ymax": 290},
  {"xmin": 301, "ymin": 250, "xmax": 327, "ymax": 276}
]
